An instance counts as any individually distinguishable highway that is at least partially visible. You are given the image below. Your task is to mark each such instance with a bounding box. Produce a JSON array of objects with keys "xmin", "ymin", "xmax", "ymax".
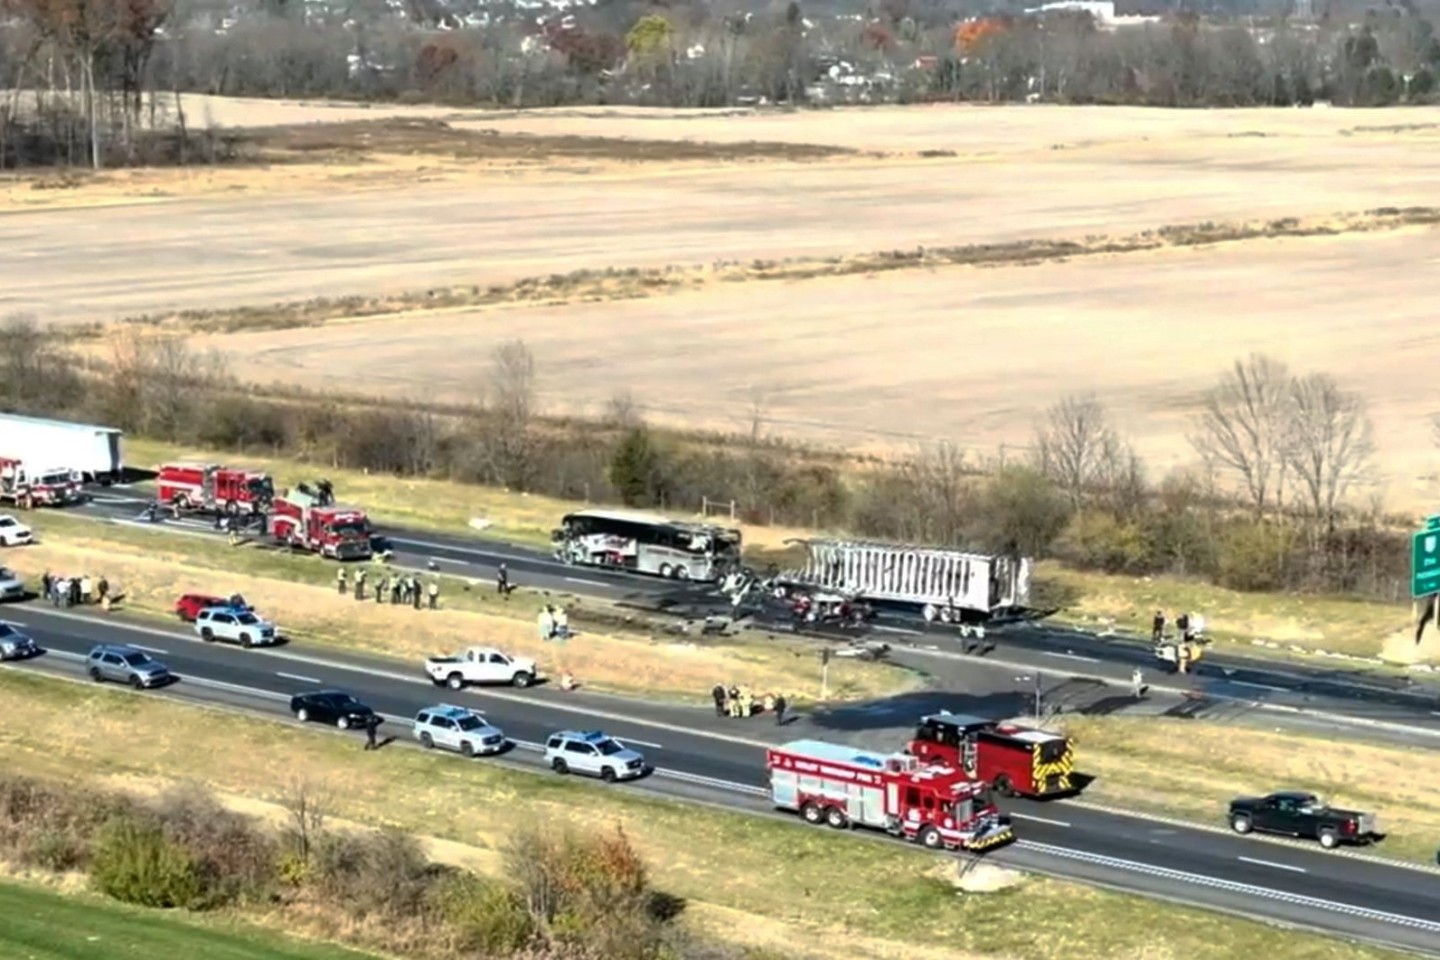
[
  {"xmin": 3, "ymin": 602, "xmax": 1440, "ymax": 957},
  {"xmin": 70, "ymin": 489, "xmax": 1440, "ymax": 746}
]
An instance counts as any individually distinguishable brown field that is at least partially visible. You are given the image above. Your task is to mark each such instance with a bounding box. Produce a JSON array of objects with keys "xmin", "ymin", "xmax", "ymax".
[{"xmin": 11, "ymin": 98, "xmax": 1440, "ymax": 511}]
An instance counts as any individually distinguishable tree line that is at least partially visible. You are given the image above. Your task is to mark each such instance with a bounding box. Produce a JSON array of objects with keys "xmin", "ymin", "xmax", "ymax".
[
  {"xmin": 0, "ymin": 315, "xmax": 1418, "ymax": 600},
  {"xmin": 4, "ymin": 0, "xmax": 1440, "ymax": 168},
  {"xmin": 0, "ymin": 770, "xmax": 716, "ymax": 960}
]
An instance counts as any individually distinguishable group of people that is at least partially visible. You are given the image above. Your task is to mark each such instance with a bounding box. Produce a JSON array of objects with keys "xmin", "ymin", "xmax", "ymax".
[
  {"xmin": 1150, "ymin": 610, "xmax": 1206, "ymax": 644},
  {"xmin": 537, "ymin": 604, "xmax": 571, "ymax": 641},
  {"xmin": 711, "ymin": 684, "xmax": 788, "ymax": 725},
  {"xmin": 337, "ymin": 568, "xmax": 440, "ymax": 609},
  {"xmin": 40, "ymin": 571, "xmax": 111, "ymax": 609}
]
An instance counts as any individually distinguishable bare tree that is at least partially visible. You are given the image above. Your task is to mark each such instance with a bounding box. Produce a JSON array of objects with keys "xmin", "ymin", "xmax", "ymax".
[
  {"xmin": 1284, "ymin": 372, "xmax": 1374, "ymax": 528},
  {"xmin": 279, "ymin": 776, "xmax": 331, "ymax": 864},
  {"xmin": 1034, "ymin": 392, "xmax": 1121, "ymax": 509},
  {"xmin": 603, "ymin": 389, "xmax": 641, "ymax": 429},
  {"xmin": 1190, "ymin": 354, "xmax": 1293, "ymax": 517},
  {"xmin": 480, "ymin": 339, "xmax": 538, "ymax": 490},
  {"xmin": 900, "ymin": 441, "xmax": 974, "ymax": 544}
]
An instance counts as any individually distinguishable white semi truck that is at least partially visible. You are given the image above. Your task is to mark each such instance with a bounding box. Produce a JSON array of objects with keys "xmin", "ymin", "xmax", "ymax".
[
  {"xmin": 0, "ymin": 414, "xmax": 124, "ymax": 483},
  {"xmin": 774, "ymin": 538, "xmax": 1032, "ymax": 623}
]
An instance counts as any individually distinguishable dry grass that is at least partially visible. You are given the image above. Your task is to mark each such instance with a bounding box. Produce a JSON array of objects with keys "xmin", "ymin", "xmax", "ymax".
[
  {"xmin": 1064, "ymin": 716, "xmax": 1440, "ymax": 865},
  {"xmin": 0, "ymin": 669, "xmax": 1411, "ymax": 960},
  {"xmin": 119, "ymin": 435, "xmax": 814, "ymax": 555},
  {"xmin": 1036, "ymin": 562, "xmax": 1434, "ymax": 664},
  {"xmin": 5, "ymin": 520, "xmax": 915, "ymax": 705}
]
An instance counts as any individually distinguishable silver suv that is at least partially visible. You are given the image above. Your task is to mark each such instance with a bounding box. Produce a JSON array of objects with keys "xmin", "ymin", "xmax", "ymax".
[
  {"xmin": 195, "ymin": 606, "xmax": 278, "ymax": 648},
  {"xmin": 413, "ymin": 704, "xmax": 506, "ymax": 757},
  {"xmin": 87, "ymin": 644, "xmax": 172, "ymax": 689},
  {"xmin": 544, "ymin": 730, "xmax": 647, "ymax": 782}
]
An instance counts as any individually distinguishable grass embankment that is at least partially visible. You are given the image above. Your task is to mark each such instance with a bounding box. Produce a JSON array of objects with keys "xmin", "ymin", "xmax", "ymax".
[
  {"xmin": 1065, "ymin": 716, "xmax": 1440, "ymax": 865},
  {"xmin": 0, "ymin": 879, "xmax": 379, "ymax": 960},
  {"xmin": 117, "ymin": 437, "xmax": 1431, "ymax": 665},
  {"xmin": 7, "ymin": 513, "xmax": 918, "ymax": 706},
  {"xmin": 0, "ymin": 670, "xmax": 1411, "ymax": 960},
  {"xmin": 1036, "ymin": 562, "xmax": 1427, "ymax": 666}
]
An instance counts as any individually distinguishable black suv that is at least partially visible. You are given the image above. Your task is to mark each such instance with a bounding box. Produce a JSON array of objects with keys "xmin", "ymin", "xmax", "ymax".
[
  {"xmin": 1228, "ymin": 791, "xmax": 1380, "ymax": 850},
  {"xmin": 290, "ymin": 690, "xmax": 376, "ymax": 729}
]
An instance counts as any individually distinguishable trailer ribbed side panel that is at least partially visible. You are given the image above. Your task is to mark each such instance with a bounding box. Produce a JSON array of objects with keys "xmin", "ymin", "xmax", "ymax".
[{"xmin": 786, "ymin": 539, "xmax": 1032, "ymax": 614}]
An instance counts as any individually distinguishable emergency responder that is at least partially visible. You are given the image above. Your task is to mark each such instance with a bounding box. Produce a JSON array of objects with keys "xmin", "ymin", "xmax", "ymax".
[
  {"xmin": 774, "ymin": 694, "xmax": 788, "ymax": 726},
  {"xmin": 391, "ymin": 577, "xmax": 402, "ymax": 604},
  {"xmin": 79, "ymin": 575, "xmax": 92, "ymax": 604},
  {"xmin": 363, "ymin": 713, "xmax": 381, "ymax": 751},
  {"xmin": 427, "ymin": 580, "xmax": 439, "ymax": 609},
  {"xmin": 738, "ymin": 686, "xmax": 754, "ymax": 718},
  {"xmin": 496, "ymin": 563, "xmax": 510, "ymax": 599},
  {"xmin": 412, "ymin": 579, "xmax": 423, "ymax": 610},
  {"xmin": 375, "ymin": 575, "xmax": 387, "ymax": 604},
  {"xmin": 96, "ymin": 576, "xmax": 109, "ymax": 604},
  {"xmin": 1151, "ymin": 610, "xmax": 1166, "ymax": 643},
  {"xmin": 553, "ymin": 606, "xmax": 569, "ymax": 639},
  {"xmin": 40, "ymin": 572, "xmax": 52, "ymax": 600},
  {"xmin": 354, "ymin": 569, "xmax": 367, "ymax": 601},
  {"xmin": 711, "ymin": 683, "xmax": 726, "ymax": 717},
  {"xmin": 1178, "ymin": 612, "xmax": 1192, "ymax": 643},
  {"xmin": 337, "ymin": 568, "xmax": 347, "ymax": 596},
  {"xmin": 1131, "ymin": 668, "xmax": 1146, "ymax": 700},
  {"xmin": 538, "ymin": 606, "xmax": 555, "ymax": 641}
]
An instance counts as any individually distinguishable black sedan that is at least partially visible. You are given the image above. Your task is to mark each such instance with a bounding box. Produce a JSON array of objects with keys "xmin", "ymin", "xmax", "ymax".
[{"xmin": 290, "ymin": 690, "xmax": 377, "ymax": 729}]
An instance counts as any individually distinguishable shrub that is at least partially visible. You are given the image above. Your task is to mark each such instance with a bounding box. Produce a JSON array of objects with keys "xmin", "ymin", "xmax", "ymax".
[
  {"xmin": 0, "ymin": 773, "xmax": 134, "ymax": 871},
  {"xmin": 433, "ymin": 872, "xmax": 535, "ymax": 956},
  {"xmin": 90, "ymin": 815, "xmax": 205, "ymax": 909},
  {"xmin": 153, "ymin": 785, "xmax": 278, "ymax": 904},
  {"xmin": 311, "ymin": 826, "xmax": 439, "ymax": 918}
]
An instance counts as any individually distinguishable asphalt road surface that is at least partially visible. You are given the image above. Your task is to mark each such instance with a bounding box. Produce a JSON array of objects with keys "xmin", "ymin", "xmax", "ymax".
[
  {"xmin": 66, "ymin": 490, "xmax": 1440, "ymax": 747},
  {"xmin": 3, "ymin": 603, "xmax": 1440, "ymax": 956}
]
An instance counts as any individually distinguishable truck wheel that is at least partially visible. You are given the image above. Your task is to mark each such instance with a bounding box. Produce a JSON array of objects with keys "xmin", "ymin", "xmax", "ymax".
[
  {"xmin": 801, "ymin": 802, "xmax": 824, "ymax": 825},
  {"xmin": 923, "ymin": 604, "xmax": 939, "ymax": 622},
  {"xmin": 461, "ymin": 741, "xmax": 475, "ymax": 758},
  {"xmin": 446, "ymin": 673, "xmax": 465, "ymax": 690},
  {"xmin": 825, "ymin": 806, "xmax": 849, "ymax": 829},
  {"xmin": 992, "ymin": 775, "xmax": 1014, "ymax": 798},
  {"xmin": 225, "ymin": 501, "xmax": 239, "ymax": 517},
  {"xmin": 1318, "ymin": 828, "xmax": 1339, "ymax": 849},
  {"xmin": 918, "ymin": 826, "xmax": 942, "ymax": 849},
  {"xmin": 200, "ymin": 627, "xmax": 215, "ymax": 642},
  {"xmin": 512, "ymin": 672, "xmax": 533, "ymax": 689},
  {"xmin": 420, "ymin": 732, "xmax": 434, "ymax": 749},
  {"xmin": 552, "ymin": 758, "xmax": 569, "ymax": 775},
  {"xmin": 601, "ymin": 766, "xmax": 617, "ymax": 783},
  {"xmin": 1230, "ymin": 814, "xmax": 1253, "ymax": 835}
]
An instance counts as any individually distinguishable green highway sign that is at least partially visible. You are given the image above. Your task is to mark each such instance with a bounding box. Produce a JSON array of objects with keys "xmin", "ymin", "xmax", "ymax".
[{"xmin": 1413, "ymin": 525, "xmax": 1440, "ymax": 598}]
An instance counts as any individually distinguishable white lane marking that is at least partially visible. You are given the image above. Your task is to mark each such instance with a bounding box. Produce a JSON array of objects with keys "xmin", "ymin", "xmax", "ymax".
[
  {"xmin": 615, "ymin": 737, "xmax": 664, "ymax": 750},
  {"xmin": 870, "ymin": 624, "xmax": 924, "ymax": 636},
  {"xmin": 1238, "ymin": 855, "xmax": 1308, "ymax": 874},
  {"xmin": 130, "ymin": 644, "xmax": 168, "ymax": 655},
  {"xmin": 564, "ymin": 577, "xmax": 614, "ymax": 588},
  {"xmin": 1016, "ymin": 841, "xmax": 1440, "ymax": 933},
  {"xmin": 422, "ymin": 557, "xmax": 469, "ymax": 567},
  {"xmin": 277, "ymin": 672, "xmax": 322, "ymax": 684},
  {"xmin": 1041, "ymin": 651, "xmax": 1100, "ymax": 664},
  {"xmin": 1010, "ymin": 813, "xmax": 1072, "ymax": 827},
  {"xmin": 1233, "ymin": 681, "xmax": 1288, "ymax": 693}
]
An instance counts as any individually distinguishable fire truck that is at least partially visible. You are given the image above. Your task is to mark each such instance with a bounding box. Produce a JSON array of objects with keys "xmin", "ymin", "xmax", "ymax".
[
  {"xmin": 157, "ymin": 462, "xmax": 275, "ymax": 516},
  {"xmin": 268, "ymin": 487, "xmax": 372, "ymax": 560},
  {"xmin": 767, "ymin": 739, "xmax": 1014, "ymax": 852},
  {"xmin": 0, "ymin": 458, "xmax": 82, "ymax": 508},
  {"xmin": 908, "ymin": 712, "xmax": 1076, "ymax": 799}
]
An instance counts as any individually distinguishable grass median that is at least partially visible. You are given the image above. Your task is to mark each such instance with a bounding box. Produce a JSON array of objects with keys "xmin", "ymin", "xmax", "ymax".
[
  {"xmin": 0, "ymin": 669, "xmax": 1412, "ymax": 960},
  {"xmin": 115, "ymin": 436, "xmax": 1434, "ymax": 667},
  {"xmin": 4, "ymin": 513, "xmax": 920, "ymax": 706},
  {"xmin": 0, "ymin": 879, "xmax": 380, "ymax": 960},
  {"xmin": 1063, "ymin": 715, "xmax": 1440, "ymax": 866}
]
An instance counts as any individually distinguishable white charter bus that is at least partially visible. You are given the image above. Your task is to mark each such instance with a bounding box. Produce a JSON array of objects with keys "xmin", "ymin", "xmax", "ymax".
[{"xmin": 551, "ymin": 509, "xmax": 742, "ymax": 582}]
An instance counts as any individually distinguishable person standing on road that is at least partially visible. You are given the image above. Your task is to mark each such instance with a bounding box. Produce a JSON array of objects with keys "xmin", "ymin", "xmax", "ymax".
[
  {"xmin": 1151, "ymin": 610, "xmax": 1166, "ymax": 643},
  {"xmin": 40, "ymin": 572, "xmax": 52, "ymax": 601},
  {"xmin": 336, "ymin": 568, "xmax": 347, "ymax": 596},
  {"xmin": 711, "ymin": 683, "xmax": 726, "ymax": 716},
  {"xmin": 427, "ymin": 580, "xmax": 439, "ymax": 610},
  {"xmin": 774, "ymin": 694, "xmax": 787, "ymax": 726},
  {"xmin": 1131, "ymin": 668, "xmax": 1146, "ymax": 700}
]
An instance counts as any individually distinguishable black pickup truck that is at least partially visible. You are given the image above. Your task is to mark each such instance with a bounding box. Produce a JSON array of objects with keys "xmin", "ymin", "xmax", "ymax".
[{"xmin": 1228, "ymin": 791, "xmax": 1380, "ymax": 850}]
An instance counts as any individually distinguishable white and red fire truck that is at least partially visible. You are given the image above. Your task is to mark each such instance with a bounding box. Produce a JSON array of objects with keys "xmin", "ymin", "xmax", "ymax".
[
  {"xmin": 268, "ymin": 487, "xmax": 372, "ymax": 560},
  {"xmin": 157, "ymin": 462, "xmax": 275, "ymax": 516},
  {"xmin": 0, "ymin": 458, "xmax": 82, "ymax": 508},
  {"xmin": 767, "ymin": 739, "xmax": 1014, "ymax": 851}
]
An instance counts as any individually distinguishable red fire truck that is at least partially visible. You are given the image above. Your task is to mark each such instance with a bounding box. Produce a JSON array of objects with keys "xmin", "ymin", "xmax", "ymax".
[
  {"xmin": 268, "ymin": 487, "xmax": 372, "ymax": 560},
  {"xmin": 767, "ymin": 739, "xmax": 1014, "ymax": 851},
  {"xmin": 908, "ymin": 712, "xmax": 1076, "ymax": 799},
  {"xmin": 157, "ymin": 462, "xmax": 275, "ymax": 516},
  {"xmin": 0, "ymin": 458, "xmax": 82, "ymax": 508}
]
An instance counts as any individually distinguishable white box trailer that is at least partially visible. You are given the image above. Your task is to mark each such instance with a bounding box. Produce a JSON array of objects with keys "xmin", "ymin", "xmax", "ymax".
[
  {"xmin": 0, "ymin": 413, "xmax": 124, "ymax": 482},
  {"xmin": 783, "ymin": 538, "xmax": 1032, "ymax": 621}
]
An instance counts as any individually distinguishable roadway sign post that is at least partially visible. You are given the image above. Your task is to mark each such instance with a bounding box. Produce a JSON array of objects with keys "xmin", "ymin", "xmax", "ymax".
[{"xmin": 1411, "ymin": 515, "xmax": 1440, "ymax": 599}]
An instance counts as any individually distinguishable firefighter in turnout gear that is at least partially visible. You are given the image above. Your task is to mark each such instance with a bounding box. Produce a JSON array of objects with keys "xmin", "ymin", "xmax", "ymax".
[{"xmin": 337, "ymin": 568, "xmax": 347, "ymax": 595}]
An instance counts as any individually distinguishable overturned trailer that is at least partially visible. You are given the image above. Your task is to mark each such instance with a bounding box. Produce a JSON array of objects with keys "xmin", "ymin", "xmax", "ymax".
[{"xmin": 778, "ymin": 538, "xmax": 1032, "ymax": 623}]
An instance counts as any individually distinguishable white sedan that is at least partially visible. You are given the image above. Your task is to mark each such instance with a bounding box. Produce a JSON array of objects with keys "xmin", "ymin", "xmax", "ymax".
[{"xmin": 0, "ymin": 515, "xmax": 33, "ymax": 547}]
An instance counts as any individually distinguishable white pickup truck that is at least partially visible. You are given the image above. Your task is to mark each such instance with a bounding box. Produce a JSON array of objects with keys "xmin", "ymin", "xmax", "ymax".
[{"xmin": 425, "ymin": 647, "xmax": 539, "ymax": 690}]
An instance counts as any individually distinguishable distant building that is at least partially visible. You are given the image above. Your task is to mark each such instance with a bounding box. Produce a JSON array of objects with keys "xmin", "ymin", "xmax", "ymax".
[{"xmin": 1022, "ymin": 1, "xmax": 1161, "ymax": 28}]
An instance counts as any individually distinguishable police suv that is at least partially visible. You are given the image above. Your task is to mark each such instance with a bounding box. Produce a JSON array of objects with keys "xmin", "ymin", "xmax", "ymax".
[
  {"xmin": 195, "ymin": 606, "xmax": 279, "ymax": 648},
  {"xmin": 544, "ymin": 730, "xmax": 648, "ymax": 782},
  {"xmin": 412, "ymin": 704, "xmax": 507, "ymax": 757}
]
